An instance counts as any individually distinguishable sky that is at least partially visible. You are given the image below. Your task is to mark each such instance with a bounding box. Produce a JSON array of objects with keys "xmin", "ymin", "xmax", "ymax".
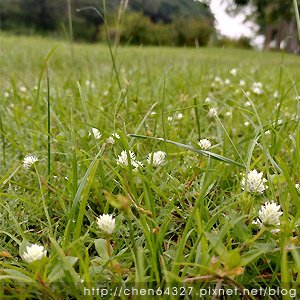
[{"xmin": 209, "ymin": 0, "xmax": 258, "ymax": 39}]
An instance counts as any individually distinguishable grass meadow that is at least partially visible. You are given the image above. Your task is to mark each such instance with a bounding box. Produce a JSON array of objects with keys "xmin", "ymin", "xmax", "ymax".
[{"xmin": 1, "ymin": 33, "xmax": 300, "ymax": 299}]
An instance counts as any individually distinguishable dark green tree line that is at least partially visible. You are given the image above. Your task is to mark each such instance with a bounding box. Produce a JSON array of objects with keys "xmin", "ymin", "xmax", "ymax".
[{"xmin": 0, "ymin": 0, "xmax": 215, "ymax": 46}]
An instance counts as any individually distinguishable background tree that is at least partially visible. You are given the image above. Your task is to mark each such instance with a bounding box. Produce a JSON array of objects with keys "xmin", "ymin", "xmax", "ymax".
[{"xmin": 233, "ymin": 0, "xmax": 299, "ymax": 53}]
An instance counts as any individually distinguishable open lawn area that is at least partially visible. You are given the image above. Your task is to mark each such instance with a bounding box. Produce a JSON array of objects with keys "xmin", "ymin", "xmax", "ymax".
[{"xmin": 1, "ymin": 34, "xmax": 300, "ymax": 299}]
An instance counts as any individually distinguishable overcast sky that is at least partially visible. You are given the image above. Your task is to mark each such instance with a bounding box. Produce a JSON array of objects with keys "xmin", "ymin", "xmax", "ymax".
[{"xmin": 209, "ymin": 0, "xmax": 258, "ymax": 38}]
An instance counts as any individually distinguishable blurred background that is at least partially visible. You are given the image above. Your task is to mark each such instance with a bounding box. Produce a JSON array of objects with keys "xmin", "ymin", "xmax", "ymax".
[{"xmin": 0, "ymin": 0, "xmax": 299, "ymax": 53}]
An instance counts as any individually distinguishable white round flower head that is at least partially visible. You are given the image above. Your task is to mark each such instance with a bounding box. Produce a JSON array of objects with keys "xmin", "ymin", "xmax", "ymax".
[
  {"xmin": 258, "ymin": 201, "xmax": 283, "ymax": 227},
  {"xmin": 117, "ymin": 150, "xmax": 142, "ymax": 169},
  {"xmin": 23, "ymin": 244, "xmax": 47, "ymax": 263},
  {"xmin": 244, "ymin": 101, "xmax": 251, "ymax": 107},
  {"xmin": 214, "ymin": 76, "xmax": 223, "ymax": 84},
  {"xmin": 239, "ymin": 80, "xmax": 246, "ymax": 87},
  {"xmin": 224, "ymin": 79, "xmax": 231, "ymax": 85},
  {"xmin": 230, "ymin": 68, "xmax": 238, "ymax": 76},
  {"xmin": 251, "ymin": 82, "xmax": 263, "ymax": 95},
  {"xmin": 147, "ymin": 151, "xmax": 166, "ymax": 167},
  {"xmin": 296, "ymin": 183, "xmax": 300, "ymax": 192},
  {"xmin": 4, "ymin": 91, "xmax": 9, "ymax": 97},
  {"xmin": 91, "ymin": 128, "xmax": 101, "ymax": 140},
  {"xmin": 97, "ymin": 214, "xmax": 115, "ymax": 235},
  {"xmin": 176, "ymin": 113, "xmax": 183, "ymax": 120},
  {"xmin": 20, "ymin": 86, "xmax": 27, "ymax": 93},
  {"xmin": 23, "ymin": 155, "xmax": 38, "ymax": 169},
  {"xmin": 244, "ymin": 121, "xmax": 250, "ymax": 127},
  {"xmin": 241, "ymin": 169, "xmax": 268, "ymax": 193},
  {"xmin": 198, "ymin": 139, "xmax": 211, "ymax": 150},
  {"xmin": 204, "ymin": 97, "xmax": 212, "ymax": 103},
  {"xmin": 208, "ymin": 108, "xmax": 217, "ymax": 118},
  {"xmin": 107, "ymin": 132, "xmax": 120, "ymax": 144}
]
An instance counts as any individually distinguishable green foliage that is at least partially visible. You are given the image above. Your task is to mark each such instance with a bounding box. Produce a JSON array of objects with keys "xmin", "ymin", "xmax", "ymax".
[{"xmin": 103, "ymin": 13, "xmax": 213, "ymax": 47}]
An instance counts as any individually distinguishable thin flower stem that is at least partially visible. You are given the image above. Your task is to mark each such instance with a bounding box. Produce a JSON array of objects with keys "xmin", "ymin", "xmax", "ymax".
[{"xmin": 106, "ymin": 237, "xmax": 111, "ymax": 258}]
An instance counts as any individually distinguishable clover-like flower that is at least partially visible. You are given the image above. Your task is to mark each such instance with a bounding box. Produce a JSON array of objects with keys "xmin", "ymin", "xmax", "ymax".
[
  {"xmin": 241, "ymin": 169, "xmax": 267, "ymax": 193},
  {"xmin": 22, "ymin": 244, "xmax": 47, "ymax": 263},
  {"xmin": 198, "ymin": 139, "xmax": 211, "ymax": 150},
  {"xmin": 147, "ymin": 151, "xmax": 166, "ymax": 167},
  {"xmin": 253, "ymin": 201, "xmax": 282, "ymax": 228},
  {"xmin": 97, "ymin": 214, "xmax": 115, "ymax": 235},
  {"xmin": 23, "ymin": 155, "xmax": 38, "ymax": 169},
  {"xmin": 117, "ymin": 150, "xmax": 142, "ymax": 169},
  {"xmin": 91, "ymin": 128, "xmax": 101, "ymax": 140},
  {"xmin": 107, "ymin": 132, "xmax": 120, "ymax": 144}
]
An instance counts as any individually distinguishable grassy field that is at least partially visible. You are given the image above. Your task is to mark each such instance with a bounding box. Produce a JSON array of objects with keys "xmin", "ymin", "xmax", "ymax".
[{"xmin": 1, "ymin": 33, "xmax": 300, "ymax": 299}]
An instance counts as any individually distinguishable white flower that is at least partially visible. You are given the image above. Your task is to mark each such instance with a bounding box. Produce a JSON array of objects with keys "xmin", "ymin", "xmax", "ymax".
[
  {"xmin": 23, "ymin": 155, "xmax": 38, "ymax": 169},
  {"xmin": 91, "ymin": 128, "xmax": 101, "ymax": 140},
  {"xmin": 147, "ymin": 151, "xmax": 166, "ymax": 167},
  {"xmin": 214, "ymin": 76, "xmax": 223, "ymax": 84},
  {"xmin": 244, "ymin": 121, "xmax": 250, "ymax": 127},
  {"xmin": 208, "ymin": 108, "xmax": 217, "ymax": 118},
  {"xmin": 97, "ymin": 214, "xmax": 115, "ymax": 235},
  {"xmin": 4, "ymin": 92, "xmax": 9, "ymax": 97},
  {"xmin": 295, "ymin": 95, "xmax": 300, "ymax": 100},
  {"xmin": 107, "ymin": 132, "xmax": 120, "ymax": 144},
  {"xmin": 198, "ymin": 139, "xmax": 211, "ymax": 150},
  {"xmin": 176, "ymin": 113, "xmax": 183, "ymax": 120},
  {"xmin": 167, "ymin": 116, "xmax": 173, "ymax": 123},
  {"xmin": 224, "ymin": 79, "xmax": 231, "ymax": 85},
  {"xmin": 254, "ymin": 201, "xmax": 283, "ymax": 227},
  {"xmin": 244, "ymin": 101, "xmax": 251, "ymax": 107},
  {"xmin": 204, "ymin": 97, "xmax": 212, "ymax": 103},
  {"xmin": 117, "ymin": 150, "xmax": 142, "ymax": 169},
  {"xmin": 19, "ymin": 86, "xmax": 27, "ymax": 93},
  {"xmin": 251, "ymin": 82, "xmax": 263, "ymax": 95},
  {"xmin": 239, "ymin": 80, "xmax": 246, "ymax": 87},
  {"xmin": 273, "ymin": 91, "xmax": 279, "ymax": 98},
  {"xmin": 85, "ymin": 80, "xmax": 91, "ymax": 86},
  {"xmin": 230, "ymin": 68, "xmax": 238, "ymax": 76},
  {"xmin": 22, "ymin": 244, "xmax": 47, "ymax": 263},
  {"xmin": 225, "ymin": 111, "xmax": 232, "ymax": 117},
  {"xmin": 296, "ymin": 183, "xmax": 300, "ymax": 192},
  {"xmin": 241, "ymin": 169, "xmax": 268, "ymax": 193}
]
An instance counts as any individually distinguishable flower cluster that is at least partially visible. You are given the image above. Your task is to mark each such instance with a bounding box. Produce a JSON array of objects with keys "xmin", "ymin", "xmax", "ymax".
[
  {"xmin": 147, "ymin": 151, "xmax": 166, "ymax": 167},
  {"xmin": 253, "ymin": 201, "xmax": 283, "ymax": 228},
  {"xmin": 107, "ymin": 133, "xmax": 120, "ymax": 144},
  {"xmin": 97, "ymin": 214, "xmax": 115, "ymax": 235},
  {"xmin": 117, "ymin": 150, "xmax": 142, "ymax": 169},
  {"xmin": 22, "ymin": 244, "xmax": 47, "ymax": 263},
  {"xmin": 241, "ymin": 169, "xmax": 267, "ymax": 193},
  {"xmin": 23, "ymin": 155, "xmax": 38, "ymax": 169},
  {"xmin": 198, "ymin": 139, "xmax": 211, "ymax": 150},
  {"xmin": 91, "ymin": 128, "xmax": 102, "ymax": 140}
]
